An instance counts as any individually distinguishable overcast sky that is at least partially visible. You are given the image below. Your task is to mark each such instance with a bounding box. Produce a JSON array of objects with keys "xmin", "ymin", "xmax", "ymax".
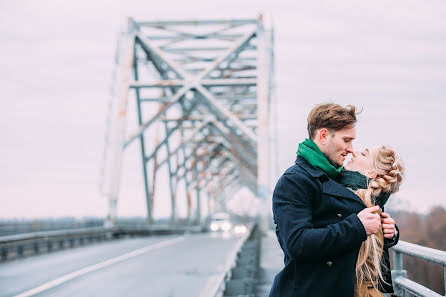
[{"xmin": 1, "ymin": 0, "xmax": 446, "ymax": 219}]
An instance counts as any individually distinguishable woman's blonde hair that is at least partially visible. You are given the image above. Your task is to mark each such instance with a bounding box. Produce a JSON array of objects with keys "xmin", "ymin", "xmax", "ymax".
[{"xmin": 354, "ymin": 145, "xmax": 404, "ymax": 295}]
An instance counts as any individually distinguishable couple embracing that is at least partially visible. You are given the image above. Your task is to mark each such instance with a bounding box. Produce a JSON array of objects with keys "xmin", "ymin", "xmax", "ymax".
[{"xmin": 269, "ymin": 103, "xmax": 404, "ymax": 297}]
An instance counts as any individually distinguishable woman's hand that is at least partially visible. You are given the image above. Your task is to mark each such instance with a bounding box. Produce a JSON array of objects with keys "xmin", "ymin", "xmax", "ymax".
[
  {"xmin": 381, "ymin": 212, "xmax": 395, "ymax": 239},
  {"xmin": 357, "ymin": 206, "xmax": 381, "ymax": 236}
]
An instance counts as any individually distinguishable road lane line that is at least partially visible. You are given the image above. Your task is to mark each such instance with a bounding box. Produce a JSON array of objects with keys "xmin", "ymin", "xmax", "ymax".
[{"xmin": 12, "ymin": 236, "xmax": 185, "ymax": 297}]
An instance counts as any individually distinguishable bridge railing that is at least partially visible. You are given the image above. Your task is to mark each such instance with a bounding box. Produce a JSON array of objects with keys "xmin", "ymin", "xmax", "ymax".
[
  {"xmin": 0, "ymin": 225, "xmax": 203, "ymax": 261},
  {"xmin": 199, "ymin": 222, "xmax": 257, "ymax": 297},
  {"xmin": 392, "ymin": 240, "xmax": 446, "ymax": 297}
]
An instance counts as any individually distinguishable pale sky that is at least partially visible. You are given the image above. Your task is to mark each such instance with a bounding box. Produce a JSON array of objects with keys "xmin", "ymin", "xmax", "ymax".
[{"xmin": 1, "ymin": 0, "xmax": 446, "ymax": 219}]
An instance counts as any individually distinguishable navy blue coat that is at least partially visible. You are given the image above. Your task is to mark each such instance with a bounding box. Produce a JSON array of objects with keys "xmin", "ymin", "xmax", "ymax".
[{"xmin": 269, "ymin": 156, "xmax": 368, "ymax": 297}]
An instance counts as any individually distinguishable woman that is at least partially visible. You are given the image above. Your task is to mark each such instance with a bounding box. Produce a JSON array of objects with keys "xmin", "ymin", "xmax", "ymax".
[{"xmin": 339, "ymin": 145, "xmax": 404, "ymax": 297}]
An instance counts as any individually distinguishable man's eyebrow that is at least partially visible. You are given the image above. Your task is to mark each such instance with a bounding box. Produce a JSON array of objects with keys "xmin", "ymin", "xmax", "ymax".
[{"xmin": 365, "ymin": 148, "xmax": 369, "ymax": 155}]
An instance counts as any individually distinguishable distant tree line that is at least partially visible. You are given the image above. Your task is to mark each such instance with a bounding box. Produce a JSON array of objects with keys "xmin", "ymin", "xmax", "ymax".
[{"xmin": 389, "ymin": 206, "xmax": 446, "ymax": 295}]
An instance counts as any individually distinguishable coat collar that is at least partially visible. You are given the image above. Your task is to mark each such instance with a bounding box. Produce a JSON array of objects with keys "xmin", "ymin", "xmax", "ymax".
[
  {"xmin": 322, "ymin": 179, "xmax": 367, "ymax": 207},
  {"xmin": 295, "ymin": 156, "xmax": 366, "ymax": 207},
  {"xmin": 294, "ymin": 155, "xmax": 325, "ymax": 178}
]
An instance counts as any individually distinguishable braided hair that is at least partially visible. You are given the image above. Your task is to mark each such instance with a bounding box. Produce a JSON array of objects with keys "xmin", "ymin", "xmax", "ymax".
[{"xmin": 355, "ymin": 146, "xmax": 404, "ymax": 295}]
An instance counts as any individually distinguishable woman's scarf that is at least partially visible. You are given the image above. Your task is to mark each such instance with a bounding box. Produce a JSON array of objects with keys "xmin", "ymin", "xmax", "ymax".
[
  {"xmin": 337, "ymin": 170, "xmax": 391, "ymax": 208},
  {"xmin": 296, "ymin": 138, "xmax": 343, "ymax": 179}
]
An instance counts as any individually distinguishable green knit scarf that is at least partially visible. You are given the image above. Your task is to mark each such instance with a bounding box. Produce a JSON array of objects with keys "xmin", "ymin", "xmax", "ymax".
[{"xmin": 296, "ymin": 138, "xmax": 343, "ymax": 179}]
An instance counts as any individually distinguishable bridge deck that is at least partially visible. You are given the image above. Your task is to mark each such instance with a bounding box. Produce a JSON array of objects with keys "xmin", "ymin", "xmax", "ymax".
[{"xmin": 0, "ymin": 233, "xmax": 247, "ymax": 297}]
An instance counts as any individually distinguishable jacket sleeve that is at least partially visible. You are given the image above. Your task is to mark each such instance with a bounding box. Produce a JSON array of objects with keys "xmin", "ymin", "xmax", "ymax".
[{"xmin": 273, "ymin": 172, "xmax": 367, "ymax": 262}]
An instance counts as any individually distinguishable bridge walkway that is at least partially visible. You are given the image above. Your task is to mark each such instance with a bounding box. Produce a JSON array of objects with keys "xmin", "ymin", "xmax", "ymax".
[{"xmin": 256, "ymin": 230, "xmax": 282, "ymax": 296}]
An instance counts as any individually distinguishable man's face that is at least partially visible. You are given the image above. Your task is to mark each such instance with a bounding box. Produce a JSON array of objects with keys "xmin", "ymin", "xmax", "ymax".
[{"xmin": 322, "ymin": 126, "xmax": 356, "ymax": 166}]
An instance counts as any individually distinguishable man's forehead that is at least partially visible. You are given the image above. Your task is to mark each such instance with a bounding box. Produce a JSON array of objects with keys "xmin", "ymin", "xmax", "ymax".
[{"xmin": 336, "ymin": 127, "xmax": 356, "ymax": 139}]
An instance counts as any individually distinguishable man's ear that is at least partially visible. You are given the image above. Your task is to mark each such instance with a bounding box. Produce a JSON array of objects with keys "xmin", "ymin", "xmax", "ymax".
[{"xmin": 318, "ymin": 128, "xmax": 328, "ymax": 145}]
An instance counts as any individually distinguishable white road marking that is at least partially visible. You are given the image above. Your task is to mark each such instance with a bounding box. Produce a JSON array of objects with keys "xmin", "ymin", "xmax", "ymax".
[{"xmin": 12, "ymin": 236, "xmax": 185, "ymax": 297}]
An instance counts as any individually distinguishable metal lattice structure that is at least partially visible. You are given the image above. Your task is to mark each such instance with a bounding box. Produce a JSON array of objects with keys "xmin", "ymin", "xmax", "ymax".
[{"xmin": 100, "ymin": 16, "xmax": 275, "ymax": 226}]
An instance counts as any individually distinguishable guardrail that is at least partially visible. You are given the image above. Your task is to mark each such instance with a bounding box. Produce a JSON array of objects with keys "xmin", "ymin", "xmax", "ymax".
[
  {"xmin": 392, "ymin": 240, "xmax": 446, "ymax": 297},
  {"xmin": 0, "ymin": 220, "xmax": 104, "ymax": 236},
  {"xmin": 198, "ymin": 223, "xmax": 257, "ymax": 297},
  {"xmin": 0, "ymin": 224, "xmax": 204, "ymax": 262}
]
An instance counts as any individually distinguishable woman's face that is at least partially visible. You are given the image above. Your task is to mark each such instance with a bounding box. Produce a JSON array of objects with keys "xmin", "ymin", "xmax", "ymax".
[{"xmin": 344, "ymin": 148, "xmax": 376, "ymax": 178}]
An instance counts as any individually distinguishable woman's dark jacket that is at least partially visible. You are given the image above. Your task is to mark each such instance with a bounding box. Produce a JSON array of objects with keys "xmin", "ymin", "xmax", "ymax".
[
  {"xmin": 269, "ymin": 156, "xmax": 399, "ymax": 297},
  {"xmin": 379, "ymin": 208, "xmax": 400, "ymax": 293}
]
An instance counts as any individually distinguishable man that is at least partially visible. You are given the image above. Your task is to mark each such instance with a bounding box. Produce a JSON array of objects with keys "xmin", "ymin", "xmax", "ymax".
[{"xmin": 269, "ymin": 103, "xmax": 398, "ymax": 297}]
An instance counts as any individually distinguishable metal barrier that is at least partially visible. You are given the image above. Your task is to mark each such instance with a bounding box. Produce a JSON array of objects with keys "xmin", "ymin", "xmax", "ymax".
[
  {"xmin": 392, "ymin": 240, "xmax": 446, "ymax": 297},
  {"xmin": 198, "ymin": 223, "xmax": 256, "ymax": 297},
  {"xmin": 223, "ymin": 226, "xmax": 260, "ymax": 297},
  {"xmin": 0, "ymin": 225, "xmax": 203, "ymax": 261},
  {"xmin": 0, "ymin": 219, "xmax": 104, "ymax": 236}
]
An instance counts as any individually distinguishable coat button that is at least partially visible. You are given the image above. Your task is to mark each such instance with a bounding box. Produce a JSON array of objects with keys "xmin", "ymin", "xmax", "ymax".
[
  {"xmin": 327, "ymin": 260, "xmax": 333, "ymax": 267},
  {"xmin": 337, "ymin": 213, "xmax": 343, "ymax": 219}
]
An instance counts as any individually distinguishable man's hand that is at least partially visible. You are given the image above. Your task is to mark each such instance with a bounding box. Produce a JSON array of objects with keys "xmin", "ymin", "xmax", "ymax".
[
  {"xmin": 357, "ymin": 206, "xmax": 381, "ymax": 236},
  {"xmin": 381, "ymin": 212, "xmax": 396, "ymax": 239}
]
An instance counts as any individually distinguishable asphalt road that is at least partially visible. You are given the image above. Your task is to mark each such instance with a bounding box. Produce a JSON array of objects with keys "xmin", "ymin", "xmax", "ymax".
[{"xmin": 0, "ymin": 232, "xmax": 245, "ymax": 297}]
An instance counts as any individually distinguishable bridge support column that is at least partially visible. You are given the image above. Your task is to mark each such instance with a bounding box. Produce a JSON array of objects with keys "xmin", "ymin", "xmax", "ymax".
[
  {"xmin": 164, "ymin": 121, "xmax": 176, "ymax": 224},
  {"xmin": 194, "ymin": 164, "xmax": 201, "ymax": 225},
  {"xmin": 256, "ymin": 14, "xmax": 274, "ymax": 233},
  {"xmin": 104, "ymin": 18, "xmax": 137, "ymax": 227}
]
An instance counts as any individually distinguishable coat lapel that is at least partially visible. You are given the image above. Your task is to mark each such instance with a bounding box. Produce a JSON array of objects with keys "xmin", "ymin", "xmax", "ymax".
[
  {"xmin": 322, "ymin": 178, "xmax": 366, "ymax": 207},
  {"xmin": 296, "ymin": 156, "xmax": 367, "ymax": 207}
]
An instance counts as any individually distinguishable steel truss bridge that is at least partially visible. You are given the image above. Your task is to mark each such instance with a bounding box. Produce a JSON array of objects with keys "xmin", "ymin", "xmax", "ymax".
[
  {"xmin": 0, "ymin": 17, "xmax": 445, "ymax": 297},
  {"xmin": 99, "ymin": 16, "xmax": 277, "ymax": 226}
]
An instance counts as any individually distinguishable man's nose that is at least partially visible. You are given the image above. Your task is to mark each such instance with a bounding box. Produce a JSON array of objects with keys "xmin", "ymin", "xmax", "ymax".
[{"xmin": 346, "ymin": 144, "xmax": 354, "ymax": 154}]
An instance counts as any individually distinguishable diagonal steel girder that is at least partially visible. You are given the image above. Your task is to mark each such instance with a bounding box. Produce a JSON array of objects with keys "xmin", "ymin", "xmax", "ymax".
[
  {"xmin": 124, "ymin": 84, "xmax": 191, "ymax": 147},
  {"xmin": 125, "ymin": 44, "xmax": 257, "ymax": 142},
  {"xmin": 188, "ymin": 156, "xmax": 231, "ymax": 190},
  {"xmin": 175, "ymin": 143, "xmax": 223, "ymax": 181},
  {"xmin": 208, "ymin": 120, "xmax": 257, "ymax": 172},
  {"xmin": 144, "ymin": 100, "xmax": 200, "ymax": 162},
  {"xmin": 124, "ymin": 81, "xmax": 257, "ymax": 150},
  {"xmin": 211, "ymin": 173, "xmax": 240, "ymax": 201},
  {"xmin": 220, "ymin": 151, "xmax": 257, "ymax": 191},
  {"xmin": 175, "ymin": 130, "xmax": 256, "ymax": 198},
  {"xmin": 193, "ymin": 103, "xmax": 257, "ymax": 164},
  {"xmin": 194, "ymin": 84, "xmax": 257, "ymax": 144},
  {"xmin": 134, "ymin": 31, "xmax": 188, "ymax": 79},
  {"xmin": 199, "ymin": 29, "xmax": 257, "ymax": 78},
  {"xmin": 175, "ymin": 118, "xmax": 258, "ymax": 190},
  {"xmin": 195, "ymin": 137, "xmax": 257, "ymax": 192},
  {"xmin": 154, "ymin": 119, "xmax": 211, "ymax": 169},
  {"xmin": 128, "ymin": 28, "xmax": 258, "ymax": 144},
  {"xmin": 191, "ymin": 145, "xmax": 256, "ymax": 194},
  {"xmin": 170, "ymin": 124, "xmax": 255, "ymax": 192}
]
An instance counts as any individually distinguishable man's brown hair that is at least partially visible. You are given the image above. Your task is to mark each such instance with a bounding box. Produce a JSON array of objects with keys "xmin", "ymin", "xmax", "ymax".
[{"xmin": 307, "ymin": 103, "xmax": 358, "ymax": 140}]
